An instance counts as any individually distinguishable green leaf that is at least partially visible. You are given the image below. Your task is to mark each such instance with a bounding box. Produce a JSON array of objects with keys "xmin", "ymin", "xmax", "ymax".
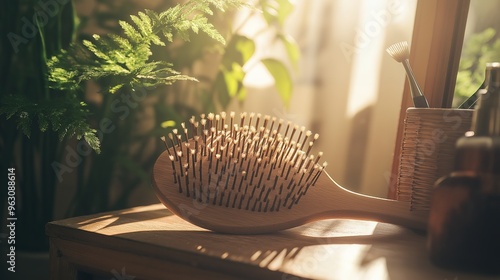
[
  {"xmin": 83, "ymin": 130, "xmax": 101, "ymax": 153},
  {"xmin": 222, "ymin": 35, "xmax": 255, "ymax": 68},
  {"xmin": 119, "ymin": 21, "xmax": 142, "ymax": 43},
  {"xmin": 38, "ymin": 112, "xmax": 49, "ymax": 132},
  {"xmin": 279, "ymin": 34, "xmax": 300, "ymax": 69},
  {"xmin": 0, "ymin": 94, "xmax": 102, "ymax": 152},
  {"xmin": 161, "ymin": 120, "xmax": 176, "ymax": 128},
  {"xmin": 237, "ymin": 86, "xmax": 247, "ymax": 101},
  {"xmin": 215, "ymin": 71, "xmax": 232, "ymax": 108},
  {"xmin": 229, "ymin": 63, "xmax": 245, "ymax": 95},
  {"xmin": 0, "ymin": 100, "xmax": 21, "ymax": 119},
  {"xmin": 215, "ymin": 61, "xmax": 245, "ymax": 108},
  {"xmin": 261, "ymin": 0, "xmax": 294, "ymax": 25},
  {"xmin": 224, "ymin": 70, "xmax": 240, "ymax": 97},
  {"xmin": 17, "ymin": 112, "xmax": 32, "ymax": 138},
  {"xmin": 261, "ymin": 58, "xmax": 292, "ymax": 108}
]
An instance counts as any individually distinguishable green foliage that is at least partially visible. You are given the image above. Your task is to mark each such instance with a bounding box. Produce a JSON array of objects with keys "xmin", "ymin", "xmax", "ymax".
[
  {"xmin": 261, "ymin": 0, "xmax": 295, "ymax": 25},
  {"xmin": 215, "ymin": 34, "xmax": 255, "ymax": 107},
  {"xmin": 0, "ymin": 0, "xmax": 247, "ymax": 152},
  {"xmin": 203, "ymin": 0, "xmax": 298, "ymax": 111},
  {"xmin": 0, "ymin": 94, "xmax": 101, "ymax": 152},
  {"xmin": 262, "ymin": 58, "xmax": 293, "ymax": 107},
  {"xmin": 454, "ymin": 28, "xmax": 500, "ymax": 106},
  {"xmin": 48, "ymin": 0, "xmax": 247, "ymax": 94}
]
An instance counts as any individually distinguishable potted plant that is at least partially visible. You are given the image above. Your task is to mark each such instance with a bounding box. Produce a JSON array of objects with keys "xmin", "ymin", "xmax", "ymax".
[{"xmin": 1, "ymin": 0, "xmax": 298, "ymax": 263}]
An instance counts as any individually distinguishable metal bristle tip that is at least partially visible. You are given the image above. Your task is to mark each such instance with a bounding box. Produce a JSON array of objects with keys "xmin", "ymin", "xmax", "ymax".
[{"xmin": 161, "ymin": 112, "xmax": 327, "ymax": 212}]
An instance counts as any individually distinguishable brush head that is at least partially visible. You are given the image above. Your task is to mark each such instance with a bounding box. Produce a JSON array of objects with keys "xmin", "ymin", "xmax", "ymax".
[
  {"xmin": 386, "ymin": 41, "xmax": 410, "ymax": 62},
  {"xmin": 153, "ymin": 112, "xmax": 327, "ymax": 233}
]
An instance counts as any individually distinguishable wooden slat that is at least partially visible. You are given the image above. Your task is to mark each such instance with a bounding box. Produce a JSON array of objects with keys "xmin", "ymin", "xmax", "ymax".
[
  {"xmin": 388, "ymin": 0, "xmax": 470, "ymax": 199},
  {"xmin": 51, "ymin": 238, "xmax": 243, "ymax": 280}
]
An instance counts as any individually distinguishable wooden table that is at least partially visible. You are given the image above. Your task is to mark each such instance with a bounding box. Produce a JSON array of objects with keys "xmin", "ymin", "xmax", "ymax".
[{"xmin": 46, "ymin": 204, "xmax": 498, "ymax": 280}]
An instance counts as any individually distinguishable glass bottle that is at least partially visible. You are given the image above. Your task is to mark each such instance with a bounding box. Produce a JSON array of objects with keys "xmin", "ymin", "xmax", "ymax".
[{"xmin": 427, "ymin": 62, "xmax": 500, "ymax": 273}]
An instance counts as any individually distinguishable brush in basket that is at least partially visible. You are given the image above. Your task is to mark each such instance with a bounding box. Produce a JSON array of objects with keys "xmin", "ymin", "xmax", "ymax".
[
  {"xmin": 152, "ymin": 112, "xmax": 429, "ymax": 234},
  {"xmin": 386, "ymin": 41, "xmax": 429, "ymax": 108}
]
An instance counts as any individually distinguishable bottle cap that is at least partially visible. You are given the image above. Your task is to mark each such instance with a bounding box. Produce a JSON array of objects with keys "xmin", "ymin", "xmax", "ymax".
[
  {"xmin": 472, "ymin": 62, "xmax": 500, "ymax": 136},
  {"xmin": 486, "ymin": 62, "xmax": 500, "ymax": 86}
]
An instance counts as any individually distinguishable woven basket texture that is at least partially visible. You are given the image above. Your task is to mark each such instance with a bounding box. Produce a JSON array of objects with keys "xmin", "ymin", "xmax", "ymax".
[{"xmin": 397, "ymin": 108, "xmax": 473, "ymax": 210}]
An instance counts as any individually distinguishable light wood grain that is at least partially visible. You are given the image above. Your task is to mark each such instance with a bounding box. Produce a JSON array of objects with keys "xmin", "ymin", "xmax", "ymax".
[
  {"xmin": 47, "ymin": 204, "xmax": 498, "ymax": 280},
  {"xmin": 152, "ymin": 150, "xmax": 429, "ymax": 234}
]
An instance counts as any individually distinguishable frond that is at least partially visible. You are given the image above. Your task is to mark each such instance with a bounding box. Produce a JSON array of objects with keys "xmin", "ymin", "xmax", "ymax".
[
  {"xmin": 48, "ymin": 0, "xmax": 246, "ymax": 94},
  {"xmin": 0, "ymin": 95, "xmax": 100, "ymax": 152}
]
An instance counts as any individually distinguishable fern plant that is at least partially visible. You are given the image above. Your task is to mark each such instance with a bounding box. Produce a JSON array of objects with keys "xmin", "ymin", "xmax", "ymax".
[
  {"xmin": 48, "ymin": 1, "xmax": 238, "ymax": 93},
  {"xmin": 45, "ymin": 0, "xmax": 246, "ymax": 150}
]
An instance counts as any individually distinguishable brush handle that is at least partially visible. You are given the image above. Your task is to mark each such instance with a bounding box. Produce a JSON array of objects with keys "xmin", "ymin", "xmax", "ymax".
[
  {"xmin": 458, "ymin": 92, "xmax": 479, "ymax": 109},
  {"xmin": 413, "ymin": 95, "xmax": 430, "ymax": 108},
  {"xmin": 304, "ymin": 172, "xmax": 429, "ymax": 231},
  {"xmin": 402, "ymin": 59, "xmax": 429, "ymax": 108}
]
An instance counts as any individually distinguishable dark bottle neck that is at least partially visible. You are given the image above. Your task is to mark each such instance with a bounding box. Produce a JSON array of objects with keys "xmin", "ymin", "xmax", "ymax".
[{"xmin": 471, "ymin": 64, "xmax": 500, "ymax": 136}]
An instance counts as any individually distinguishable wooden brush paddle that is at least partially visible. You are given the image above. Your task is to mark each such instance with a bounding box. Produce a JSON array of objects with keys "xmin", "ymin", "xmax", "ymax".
[{"xmin": 152, "ymin": 112, "xmax": 429, "ymax": 234}]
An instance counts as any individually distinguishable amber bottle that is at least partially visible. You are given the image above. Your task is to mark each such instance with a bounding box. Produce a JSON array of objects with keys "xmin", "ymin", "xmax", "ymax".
[{"xmin": 427, "ymin": 62, "xmax": 500, "ymax": 273}]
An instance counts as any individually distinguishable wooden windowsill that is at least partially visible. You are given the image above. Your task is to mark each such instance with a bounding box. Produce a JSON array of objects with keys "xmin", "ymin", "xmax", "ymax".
[{"xmin": 46, "ymin": 204, "xmax": 495, "ymax": 279}]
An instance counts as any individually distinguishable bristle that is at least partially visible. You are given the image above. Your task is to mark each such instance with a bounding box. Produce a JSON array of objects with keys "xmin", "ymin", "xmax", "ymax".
[
  {"xmin": 240, "ymin": 112, "xmax": 246, "ymax": 127},
  {"xmin": 301, "ymin": 130, "xmax": 312, "ymax": 149},
  {"xmin": 161, "ymin": 112, "xmax": 327, "ymax": 212},
  {"xmin": 254, "ymin": 113, "xmax": 262, "ymax": 128},
  {"xmin": 386, "ymin": 41, "xmax": 410, "ymax": 62}
]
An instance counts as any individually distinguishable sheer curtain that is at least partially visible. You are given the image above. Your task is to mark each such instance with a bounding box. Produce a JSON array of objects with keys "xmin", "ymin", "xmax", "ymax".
[{"xmin": 235, "ymin": 0, "xmax": 417, "ymax": 197}]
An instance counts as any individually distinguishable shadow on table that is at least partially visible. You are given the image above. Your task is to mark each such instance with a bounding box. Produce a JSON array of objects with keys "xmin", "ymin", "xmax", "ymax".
[
  {"xmin": 74, "ymin": 205, "xmax": 174, "ymax": 230},
  {"xmin": 77, "ymin": 206, "xmax": 498, "ymax": 280}
]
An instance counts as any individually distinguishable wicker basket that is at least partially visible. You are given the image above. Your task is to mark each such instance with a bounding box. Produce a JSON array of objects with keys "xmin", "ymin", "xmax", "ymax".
[{"xmin": 396, "ymin": 108, "xmax": 473, "ymax": 210}]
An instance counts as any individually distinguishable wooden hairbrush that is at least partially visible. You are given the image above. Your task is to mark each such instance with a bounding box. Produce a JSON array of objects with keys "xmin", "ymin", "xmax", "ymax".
[{"xmin": 152, "ymin": 112, "xmax": 429, "ymax": 234}]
